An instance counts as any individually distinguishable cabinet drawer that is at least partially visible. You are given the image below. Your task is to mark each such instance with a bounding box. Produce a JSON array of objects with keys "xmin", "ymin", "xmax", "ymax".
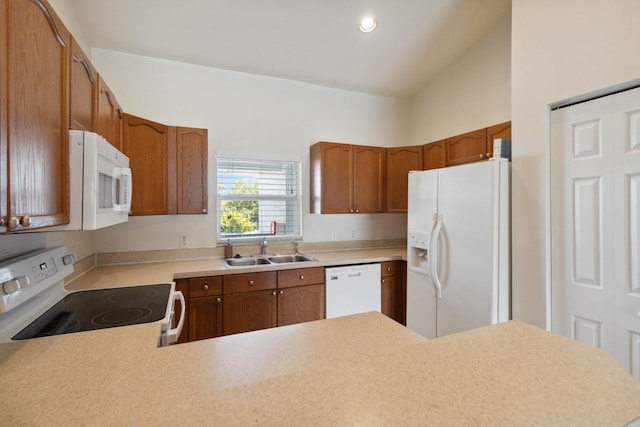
[
  {"xmin": 381, "ymin": 261, "xmax": 397, "ymax": 277},
  {"xmin": 278, "ymin": 267, "xmax": 324, "ymax": 289},
  {"xmin": 189, "ymin": 276, "xmax": 222, "ymax": 298},
  {"xmin": 224, "ymin": 271, "xmax": 277, "ymax": 294}
]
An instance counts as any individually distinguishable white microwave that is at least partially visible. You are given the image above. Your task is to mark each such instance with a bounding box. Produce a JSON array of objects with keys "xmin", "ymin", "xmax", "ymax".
[{"xmin": 55, "ymin": 131, "xmax": 132, "ymax": 230}]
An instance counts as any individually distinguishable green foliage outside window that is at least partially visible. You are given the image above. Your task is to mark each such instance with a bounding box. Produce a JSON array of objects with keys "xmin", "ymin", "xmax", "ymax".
[{"xmin": 220, "ymin": 180, "xmax": 259, "ymax": 234}]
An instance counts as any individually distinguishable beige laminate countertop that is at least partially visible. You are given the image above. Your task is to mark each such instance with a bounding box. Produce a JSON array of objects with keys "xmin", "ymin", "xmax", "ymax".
[
  {"xmin": 66, "ymin": 247, "xmax": 407, "ymax": 290},
  {"xmin": 1, "ymin": 313, "xmax": 639, "ymax": 425}
]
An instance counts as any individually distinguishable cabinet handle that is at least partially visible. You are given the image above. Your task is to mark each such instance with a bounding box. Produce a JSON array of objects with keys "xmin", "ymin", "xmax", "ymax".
[
  {"xmin": 72, "ymin": 54, "xmax": 96, "ymax": 83},
  {"xmin": 299, "ymin": 275, "xmax": 304, "ymax": 280},
  {"xmin": 203, "ymin": 208, "xmax": 207, "ymax": 213},
  {"xmin": 479, "ymin": 154, "xmax": 484, "ymax": 159},
  {"xmin": 249, "ymin": 280, "xmax": 254, "ymax": 286},
  {"xmin": 350, "ymin": 209, "xmax": 354, "ymax": 213},
  {"xmin": 19, "ymin": 215, "xmax": 31, "ymax": 227},
  {"xmin": 279, "ymin": 290, "xmax": 284, "ymax": 295},
  {"xmin": 387, "ymin": 267, "xmax": 392, "ymax": 272},
  {"xmin": 203, "ymin": 284, "xmax": 209, "ymax": 291},
  {"xmin": 382, "ymin": 279, "xmax": 386, "ymax": 284},
  {"xmin": 216, "ymin": 297, "xmax": 221, "ymax": 303},
  {"xmin": 272, "ymin": 291, "xmax": 276, "ymax": 296},
  {"xmin": 486, "ymin": 152, "xmax": 491, "ymax": 158},
  {"xmin": 6, "ymin": 217, "xmax": 18, "ymax": 231}
]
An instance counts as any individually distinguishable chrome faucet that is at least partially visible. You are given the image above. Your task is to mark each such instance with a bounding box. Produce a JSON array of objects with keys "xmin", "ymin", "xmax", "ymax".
[
  {"xmin": 293, "ymin": 240, "xmax": 300, "ymax": 254},
  {"xmin": 261, "ymin": 237, "xmax": 268, "ymax": 255}
]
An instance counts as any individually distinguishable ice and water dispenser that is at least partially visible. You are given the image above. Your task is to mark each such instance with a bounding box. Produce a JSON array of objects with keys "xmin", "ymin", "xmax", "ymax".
[{"xmin": 407, "ymin": 231, "xmax": 430, "ymax": 274}]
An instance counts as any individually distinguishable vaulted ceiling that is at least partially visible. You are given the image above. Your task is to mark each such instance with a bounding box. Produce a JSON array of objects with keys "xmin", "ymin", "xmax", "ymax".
[{"xmin": 64, "ymin": 0, "xmax": 511, "ymax": 98}]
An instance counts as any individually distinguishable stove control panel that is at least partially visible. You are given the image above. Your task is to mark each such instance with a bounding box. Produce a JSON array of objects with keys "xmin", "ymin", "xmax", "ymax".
[
  {"xmin": 0, "ymin": 246, "xmax": 75, "ymax": 315},
  {"xmin": 31, "ymin": 257, "xmax": 59, "ymax": 282}
]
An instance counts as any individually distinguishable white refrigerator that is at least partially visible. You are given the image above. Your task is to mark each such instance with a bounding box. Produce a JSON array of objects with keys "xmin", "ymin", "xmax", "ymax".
[{"xmin": 406, "ymin": 158, "xmax": 510, "ymax": 339}]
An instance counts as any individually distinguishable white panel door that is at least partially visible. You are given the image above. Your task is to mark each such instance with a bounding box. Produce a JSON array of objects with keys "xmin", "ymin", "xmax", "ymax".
[
  {"xmin": 612, "ymin": 88, "xmax": 640, "ymax": 379},
  {"xmin": 551, "ymin": 86, "xmax": 640, "ymax": 379}
]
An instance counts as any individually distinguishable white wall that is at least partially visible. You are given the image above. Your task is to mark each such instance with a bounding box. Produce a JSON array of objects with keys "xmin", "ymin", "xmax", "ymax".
[
  {"xmin": 89, "ymin": 49, "xmax": 410, "ymax": 252},
  {"xmin": 511, "ymin": 0, "xmax": 640, "ymax": 327},
  {"xmin": 409, "ymin": 14, "xmax": 511, "ymax": 144}
]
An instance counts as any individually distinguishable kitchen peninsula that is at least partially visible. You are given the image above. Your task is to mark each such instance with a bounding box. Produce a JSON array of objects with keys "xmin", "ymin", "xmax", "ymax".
[{"xmin": 1, "ymin": 312, "xmax": 639, "ymax": 425}]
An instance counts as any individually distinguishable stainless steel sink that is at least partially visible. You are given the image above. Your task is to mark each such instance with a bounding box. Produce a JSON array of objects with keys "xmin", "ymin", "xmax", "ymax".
[
  {"xmin": 224, "ymin": 257, "xmax": 272, "ymax": 267},
  {"xmin": 222, "ymin": 253, "xmax": 316, "ymax": 268},
  {"xmin": 268, "ymin": 254, "xmax": 315, "ymax": 263}
]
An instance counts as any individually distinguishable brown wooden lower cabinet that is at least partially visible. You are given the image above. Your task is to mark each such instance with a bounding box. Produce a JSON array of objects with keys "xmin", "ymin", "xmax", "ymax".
[
  {"xmin": 381, "ymin": 261, "xmax": 406, "ymax": 325},
  {"xmin": 278, "ymin": 284, "xmax": 325, "ymax": 327},
  {"xmin": 223, "ymin": 289, "xmax": 278, "ymax": 335},
  {"xmin": 177, "ymin": 264, "xmax": 408, "ymax": 343},
  {"xmin": 190, "ymin": 296, "xmax": 223, "ymax": 340},
  {"xmin": 186, "ymin": 276, "xmax": 223, "ymax": 342},
  {"xmin": 176, "ymin": 267, "xmax": 325, "ymax": 343},
  {"xmin": 277, "ymin": 267, "xmax": 325, "ymax": 327}
]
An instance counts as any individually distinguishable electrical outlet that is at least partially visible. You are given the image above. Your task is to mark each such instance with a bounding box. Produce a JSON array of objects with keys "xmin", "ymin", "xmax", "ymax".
[
  {"xmin": 331, "ymin": 232, "xmax": 337, "ymax": 241},
  {"xmin": 351, "ymin": 230, "xmax": 355, "ymax": 240},
  {"xmin": 179, "ymin": 235, "xmax": 188, "ymax": 248}
]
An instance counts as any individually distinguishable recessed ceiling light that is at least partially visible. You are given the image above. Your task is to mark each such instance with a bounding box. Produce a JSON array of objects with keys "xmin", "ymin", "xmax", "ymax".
[{"xmin": 358, "ymin": 16, "xmax": 377, "ymax": 33}]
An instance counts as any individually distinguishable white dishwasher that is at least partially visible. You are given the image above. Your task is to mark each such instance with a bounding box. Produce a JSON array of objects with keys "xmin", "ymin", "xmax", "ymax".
[{"xmin": 325, "ymin": 263, "xmax": 381, "ymax": 319}]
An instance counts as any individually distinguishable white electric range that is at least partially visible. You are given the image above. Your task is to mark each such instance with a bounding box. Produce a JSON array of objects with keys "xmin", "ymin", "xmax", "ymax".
[{"xmin": 0, "ymin": 246, "xmax": 184, "ymax": 346}]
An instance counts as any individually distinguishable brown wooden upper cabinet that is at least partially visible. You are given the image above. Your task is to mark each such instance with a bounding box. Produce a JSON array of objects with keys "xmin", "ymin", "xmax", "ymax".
[
  {"xmin": 176, "ymin": 127, "xmax": 208, "ymax": 214},
  {"xmin": 123, "ymin": 113, "xmax": 174, "ymax": 215},
  {"xmin": 386, "ymin": 146, "xmax": 422, "ymax": 213},
  {"xmin": 123, "ymin": 114, "xmax": 208, "ymax": 216},
  {"xmin": 310, "ymin": 142, "xmax": 384, "ymax": 214},
  {"xmin": 96, "ymin": 75, "xmax": 123, "ymax": 150},
  {"xmin": 445, "ymin": 128, "xmax": 489, "ymax": 166},
  {"xmin": 444, "ymin": 122, "xmax": 512, "ymax": 167},
  {"xmin": 422, "ymin": 140, "xmax": 445, "ymax": 171},
  {"xmin": 486, "ymin": 121, "xmax": 512, "ymax": 157},
  {"xmin": 69, "ymin": 37, "xmax": 96, "ymax": 132},
  {"xmin": 1, "ymin": 0, "xmax": 71, "ymax": 233}
]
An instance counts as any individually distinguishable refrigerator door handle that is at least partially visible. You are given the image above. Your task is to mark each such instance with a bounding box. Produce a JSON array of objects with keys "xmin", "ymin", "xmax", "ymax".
[{"xmin": 430, "ymin": 213, "xmax": 443, "ymax": 299}]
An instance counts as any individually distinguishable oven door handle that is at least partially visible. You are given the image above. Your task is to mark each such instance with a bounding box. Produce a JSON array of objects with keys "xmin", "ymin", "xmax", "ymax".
[{"xmin": 164, "ymin": 290, "xmax": 185, "ymax": 346}]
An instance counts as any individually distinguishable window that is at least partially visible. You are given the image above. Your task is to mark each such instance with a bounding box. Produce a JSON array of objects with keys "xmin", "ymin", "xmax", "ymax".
[{"xmin": 217, "ymin": 157, "xmax": 302, "ymax": 241}]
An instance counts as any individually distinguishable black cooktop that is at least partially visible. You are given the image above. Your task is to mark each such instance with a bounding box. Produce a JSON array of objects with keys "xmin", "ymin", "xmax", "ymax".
[{"xmin": 12, "ymin": 284, "xmax": 172, "ymax": 340}]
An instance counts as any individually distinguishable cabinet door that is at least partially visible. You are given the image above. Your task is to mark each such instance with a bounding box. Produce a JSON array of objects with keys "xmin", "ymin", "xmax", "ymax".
[
  {"xmin": 69, "ymin": 37, "xmax": 96, "ymax": 132},
  {"xmin": 422, "ymin": 140, "xmax": 445, "ymax": 171},
  {"xmin": 381, "ymin": 275, "xmax": 398, "ymax": 321},
  {"xmin": 123, "ymin": 113, "xmax": 176, "ymax": 215},
  {"xmin": 176, "ymin": 127, "xmax": 208, "ymax": 214},
  {"xmin": 310, "ymin": 142, "xmax": 353, "ymax": 214},
  {"xmin": 381, "ymin": 261, "xmax": 406, "ymax": 325},
  {"xmin": 278, "ymin": 284, "xmax": 325, "ymax": 326},
  {"xmin": 111, "ymin": 100, "xmax": 123, "ymax": 152},
  {"xmin": 223, "ymin": 289, "xmax": 277, "ymax": 335},
  {"xmin": 353, "ymin": 145, "xmax": 385, "ymax": 213},
  {"xmin": 445, "ymin": 128, "xmax": 489, "ymax": 166},
  {"xmin": 486, "ymin": 121, "xmax": 511, "ymax": 158},
  {"xmin": 386, "ymin": 146, "xmax": 422, "ymax": 213},
  {"xmin": 3, "ymin": 0, "xmax": 70, "ymax": 232},
  {"xmin": 96, "ymin": 75, "xmax": 116, "ymax": 148},
  {"xmin": 189, "ymin": 295, "xmax": 223, "ymax": 341}
]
